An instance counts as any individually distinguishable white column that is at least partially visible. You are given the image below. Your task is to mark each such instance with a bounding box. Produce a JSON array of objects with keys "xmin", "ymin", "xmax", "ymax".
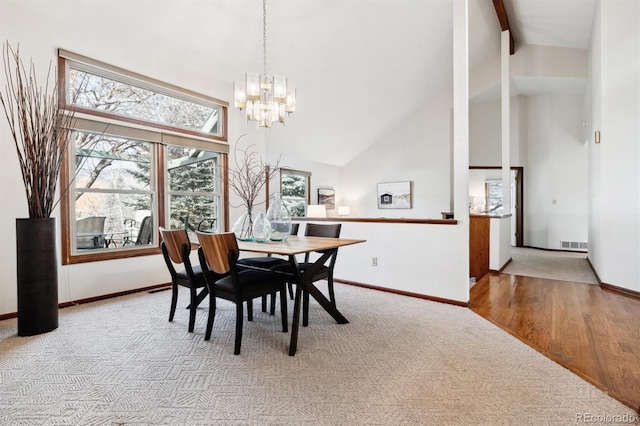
[
  {"xmin": 501, "ymin": 30, "xmax": 511, "ymax": 215},
  {"xmin": 453, "ymin": 0, "xmax": 470, "ymax": 286}
]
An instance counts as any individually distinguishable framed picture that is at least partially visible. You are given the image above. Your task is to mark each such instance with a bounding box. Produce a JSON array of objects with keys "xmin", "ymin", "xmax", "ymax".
[
  {"xmin": 317, "ymin": 187, "xmax": 335, "ymax": 210},
  {"xmin": 377, "ymin": 181, "xmax": 412, "ymax": 209}
]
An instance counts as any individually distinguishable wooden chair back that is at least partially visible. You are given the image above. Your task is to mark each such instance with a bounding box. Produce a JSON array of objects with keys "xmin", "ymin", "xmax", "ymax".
[
  {"xmin": 197, "ymin": 232, "xmax": 238, "ymax": 275},
  {"xmin": 159, "ymin": 227, "xmax": 190, "ymax": 264}
]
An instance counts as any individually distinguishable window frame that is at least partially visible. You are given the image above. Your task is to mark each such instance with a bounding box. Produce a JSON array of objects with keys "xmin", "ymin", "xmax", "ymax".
[
  {"xmin": 165, "ymin": 145, "xmax": 224, "ymax": 239},
  {"xmin": 58, "ymin": 50, "xmax": 228, "ymax": 142},
  {"xmin": 279, "ymin": 168, "xmax": 311, "ymax": 217},
  {"xmin": 59, "ymin": 52, "xmax": 229, "ymax": 265}
]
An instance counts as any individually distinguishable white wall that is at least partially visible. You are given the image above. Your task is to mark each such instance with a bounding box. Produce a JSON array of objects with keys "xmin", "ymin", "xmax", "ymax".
[
  {"xmin": 469, "ymin": 95, "xmax": 527, "ymax": 167},
  {"xmin": 588, "ymin": 0, "xmax": 640, "ymax": 292},
  {"xmin": 525, "ymin": 94, "xmax": 588, "ymax": 249},
  {"xmin": 470, "ymin": 92, "xmax": 588, "ymax": 251},
  {"xmin": 294, "ymin": 220, "xmax": 467, "ymax": 302},
  {"xmin": 0, "ymin": 0, "xmax": 471, "ymax": 313},
  {"xmin": 339, "ymin": 92, "xmax": 453, "ymax": 219},
  {"xmin": 489, "ymin": 216, "xmax": 512, "ymax": 271},
  {"xmin": 270, "ymin": 88, "xmax": 470, "ymax": 302},
  {"xmin": 268, "ymin": 0, "xmax": 470, "ymax": 303}
]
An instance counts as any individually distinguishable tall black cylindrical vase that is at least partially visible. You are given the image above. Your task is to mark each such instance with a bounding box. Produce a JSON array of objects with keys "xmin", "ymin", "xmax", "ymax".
[{"xmin": 16, "ymin": 218, "xmax": 59, "ymax": 336}]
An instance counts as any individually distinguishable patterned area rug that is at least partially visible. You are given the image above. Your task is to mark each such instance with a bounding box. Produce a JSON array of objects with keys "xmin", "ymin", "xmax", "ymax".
[
  {"xmin": 1, "ymin": 284, "xmax": 637, "ymax": 425},
  {"xmin": 503, "ymin": 247, "xmax": 599, "ymax": 284}
]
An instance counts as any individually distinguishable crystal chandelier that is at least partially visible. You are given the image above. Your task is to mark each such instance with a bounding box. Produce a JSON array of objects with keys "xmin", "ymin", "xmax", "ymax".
[{"xmin": 233, "ymin": 0, "xmax": 296, "ymax": 128}]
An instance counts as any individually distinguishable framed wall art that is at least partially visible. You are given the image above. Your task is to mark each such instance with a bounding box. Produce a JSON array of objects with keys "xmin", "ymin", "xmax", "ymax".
[
  {"xmin": 317, "ymin": 187, "xmax": 335, "ymax": 210},
  {"xmin": 377, "ymin": 181, "xmax": 412, "ymax": 209}
]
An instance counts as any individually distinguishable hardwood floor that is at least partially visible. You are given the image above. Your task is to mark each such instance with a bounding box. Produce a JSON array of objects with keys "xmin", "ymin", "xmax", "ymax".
[{"xmin": 470, "ymin": 273, "xmax": 640, "ymax": 413}]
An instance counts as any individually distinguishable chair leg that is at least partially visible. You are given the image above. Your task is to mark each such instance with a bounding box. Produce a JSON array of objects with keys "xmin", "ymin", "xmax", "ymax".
[
  {"xmin": 269, "ymin": 291, "xmax": 276, "ymax": 315},
  {"xmin": 169, "ymin": 282, "xmax": 178, "ymax": 322},
  {"xmin": 204, "ymin": 292, "xmax": 216, "ymax": 341},
  {"xmin": 188, "ymin": 287, "xmax": 197, "ymax": 332},
  {"xmin": 280, "ymin": 286, "xmax": 288, "ymax": 332},
  {"xmin": 303, "ymin": 289, "xmax": 310, "ymax": 327},
  {"xmin": 261, "ymin": 295, "xmax": 268, "ymax": 312},
  {"xmin": 247, "ymin": 299, "xmax": 253, "ymax": 322},
  {"xmin": 234, "ymin": 302, "xmax": 244, "ymax": 355},
  {"xmin": 287, "ymin": 281, "xmax": 294, "ymax": 300}
]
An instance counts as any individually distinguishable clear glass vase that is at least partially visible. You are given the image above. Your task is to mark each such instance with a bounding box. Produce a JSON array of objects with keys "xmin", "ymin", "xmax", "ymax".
[
  {"xmin": 266, "ymin": 192, "xmax": 292, "ymax": 241},
  {"xmin": 232, "ymin": 207, "xmax": 255, "ymax": 241},
  {"xmin": 252, "ymin": 210, "xmax": 272, "ymax": 243}
]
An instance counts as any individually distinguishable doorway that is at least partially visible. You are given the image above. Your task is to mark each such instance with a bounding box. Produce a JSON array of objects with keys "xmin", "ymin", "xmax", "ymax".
[{"xmin": 469, "ymin": 166, "xmax": 523, "ymax": 247}]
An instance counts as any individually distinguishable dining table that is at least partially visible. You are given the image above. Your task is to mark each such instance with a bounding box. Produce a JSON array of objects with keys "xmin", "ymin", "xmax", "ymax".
[{"xmin": 237, "ymin": 235, "xmax": 366, "ymax": 356}]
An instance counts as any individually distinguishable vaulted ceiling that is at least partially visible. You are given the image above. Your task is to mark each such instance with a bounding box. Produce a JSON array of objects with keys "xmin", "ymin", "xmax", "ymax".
[{"xmin": 4, "ymin": 0, "xmax": 596, "ymax": 166}]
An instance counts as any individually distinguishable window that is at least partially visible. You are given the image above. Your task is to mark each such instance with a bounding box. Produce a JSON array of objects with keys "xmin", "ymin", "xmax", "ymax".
[
  {"xmin": 61, "ymin": 49, "xmax": 226, "ymax": 141},
  {"xmin": 167, "ymin": 145, "xmax": 222, "ymax": 240},
  {"xmin": 485, "ymin": 180, "xmax": 503, "ymax": 214},
  {"xmin": 72, "ymin": 131, "xmax": 155, "ymax": 251},
  {"xmin": 280, "ymin": 169, "xmax": 310, "ymax": 217},
  {"xmin": 59, "ymin": 51, "xmax": 228, "ymax": 264}
]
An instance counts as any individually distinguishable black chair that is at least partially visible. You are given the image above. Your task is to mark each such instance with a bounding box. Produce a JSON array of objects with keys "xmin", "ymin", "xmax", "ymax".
[
  {"xmin": 236, "ymin": 222, "xmax": 300, "ymax": 314},
  {"xmin": 271, "ymin": 223, "xmax": 342, "ymax": 325},
  {"xmin": 159, "ymin": 227, "xmax": 210, "ymax": 333},
  {"xmin": 197, "ymin": 232, "xmax": 288, "ymax": 355},
  {"xmin": 135, "ymin": 216, "xmax": 153, "ymax": 245},
  {"xmin": 197, "ymin": 217, "xmax": 217, "ymax": 233}
]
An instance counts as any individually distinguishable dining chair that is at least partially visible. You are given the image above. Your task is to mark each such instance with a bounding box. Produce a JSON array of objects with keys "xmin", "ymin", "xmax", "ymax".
[
  {"xmin": 135, "ymin": 216, "xmax": 153, "ymax": 245},
  {"xmin": 236, "ymin": 222, "xmax": 300, "ymax": 314},
  {"xmin": 271, "ymin": 223, "xmax": 342, "ymax": 324},
  {"xmin": 196, "ymin": 231, "xmax": 288, "ymax": 355},
  {"xmin": 159, "ymin": 227, "xmax": 210, "ymax": 333}
]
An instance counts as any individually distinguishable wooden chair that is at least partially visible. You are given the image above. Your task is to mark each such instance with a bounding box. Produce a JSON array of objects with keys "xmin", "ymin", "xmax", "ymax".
[
  {"xmin": 197, "ymin": 232, "xmax": 288, "ymax": 355},
  {"xmin": 271, "ymin": 223, "xmax": 342, "ymax": 325},
  {"xmin": 159, "ymin": 227, "xmax": 210, "ymax": 333}
]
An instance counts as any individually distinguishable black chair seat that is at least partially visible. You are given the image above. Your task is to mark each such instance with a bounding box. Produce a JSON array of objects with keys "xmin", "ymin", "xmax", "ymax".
[
  {"xmin": 271, "ymin": 262, "xmax": 330, "ymax": 280},
  {"xmin": 175, "ymin": 264, "xmax": 206, "ymax": 286},
  {"xmin": 214, "ymin": 269, "xmax": 285, "ymax": 299},
  {"xmin": 237, "ymin": 256, "xmax": 288, "ymax": 269}
]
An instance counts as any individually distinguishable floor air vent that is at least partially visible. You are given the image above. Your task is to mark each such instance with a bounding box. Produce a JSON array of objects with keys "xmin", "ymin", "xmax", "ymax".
[{"xmin": 560, "ymin": 241, "xmax": 588, "ymax": 250}]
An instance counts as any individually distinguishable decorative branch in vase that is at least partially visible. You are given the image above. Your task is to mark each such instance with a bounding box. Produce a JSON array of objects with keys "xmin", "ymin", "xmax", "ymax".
[
  {"xmin": 228, "ymin": 134, "xmax": 279, "ymax": 241},
  {"xmin": 0, "ymin": 42, "xmax": 76, "ymax": 336}
]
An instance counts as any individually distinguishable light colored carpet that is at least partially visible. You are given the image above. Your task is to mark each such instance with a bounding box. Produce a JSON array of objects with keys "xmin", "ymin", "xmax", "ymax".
[
  {"xmin": 503, "ymin": 247, "xmax": 599, "ymax": 284},
  {"xmin": 1, "ymin": 283, "xmax": 637, "ymax": 425}
]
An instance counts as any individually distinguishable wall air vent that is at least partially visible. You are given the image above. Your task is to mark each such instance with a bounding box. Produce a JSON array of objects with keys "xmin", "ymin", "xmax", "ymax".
[{"xmin": 560, "ymin": 241, "xmax": 588, "ymax": 250}]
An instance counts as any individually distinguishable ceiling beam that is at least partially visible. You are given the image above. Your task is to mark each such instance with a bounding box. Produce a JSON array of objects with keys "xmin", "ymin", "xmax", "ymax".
[{"xmin": 492, "ymin": 0, "xmax": 516, "ymax": 54}]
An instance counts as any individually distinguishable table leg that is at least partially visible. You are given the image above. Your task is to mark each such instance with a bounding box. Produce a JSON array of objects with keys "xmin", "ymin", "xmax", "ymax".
[
  {"xmin": 289, "ymin": 280, "xmax": 303, "ymax": 356},
  {"xmin": 303, "ymin": 280, "xmax": 348, "ymax": 324},
  {"xmin": 287, "ymin": 252, "xmax": 349, "ymax": 356}
]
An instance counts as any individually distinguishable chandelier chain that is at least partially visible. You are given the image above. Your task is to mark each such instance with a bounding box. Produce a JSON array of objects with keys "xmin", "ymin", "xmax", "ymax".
[{"xmin": 263, "ymin": 0, "xmax": 268, "ymax": 78}]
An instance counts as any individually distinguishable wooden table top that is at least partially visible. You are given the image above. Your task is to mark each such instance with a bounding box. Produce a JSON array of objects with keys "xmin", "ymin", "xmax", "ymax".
[{"xmin": 237, "ymin": 235, "xmax": 366, "ymax": 256}]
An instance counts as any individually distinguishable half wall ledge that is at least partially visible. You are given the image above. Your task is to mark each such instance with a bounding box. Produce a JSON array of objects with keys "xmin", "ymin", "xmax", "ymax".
[{"xmin": 292, "ymin": 217, "xmax": 457, "ymax": 225}]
